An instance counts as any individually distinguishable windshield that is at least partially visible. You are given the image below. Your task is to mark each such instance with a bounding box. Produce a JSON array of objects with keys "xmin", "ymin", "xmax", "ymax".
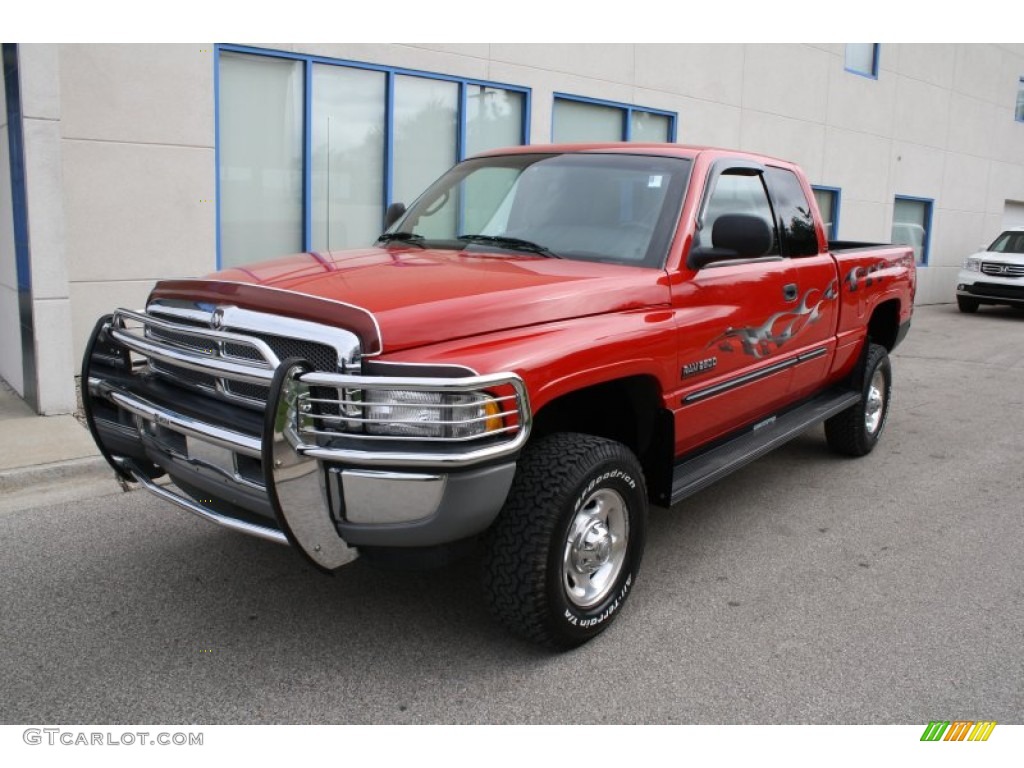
[
  {"xmin": 988, "ymin": 231, "xmax": 1024, "ymax": 254},
  {"xmin": 382, "ymin": 153, "xmax": 692, "ymax": 268}
]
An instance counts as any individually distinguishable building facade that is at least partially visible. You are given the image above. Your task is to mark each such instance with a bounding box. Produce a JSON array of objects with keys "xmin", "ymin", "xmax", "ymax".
[{"xmin": 3, "ymin": 43, "xmax": 1024, "ymax": 413}]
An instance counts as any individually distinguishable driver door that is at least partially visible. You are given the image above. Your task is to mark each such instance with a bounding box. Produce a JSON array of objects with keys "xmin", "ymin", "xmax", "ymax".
[{"xmin": 671, "ymin": 162, "xmax": 799, "ymax": 455}]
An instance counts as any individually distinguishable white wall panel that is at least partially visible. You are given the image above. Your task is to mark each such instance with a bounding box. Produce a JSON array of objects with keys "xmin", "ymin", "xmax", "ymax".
[
  {"xmin": 63, "ymin": 141, "xmax": 215, "ymax": 283},
  {"xmin": 742, "ymin": 44, "xmax": 830, "ymax": 124},
  {"xmin": 60, "ymin": 44, "xmax": 214, "ymax": 147},
  {"xmin": 634, "ymin": 45, "xmax": 744, "ymax": 106}
]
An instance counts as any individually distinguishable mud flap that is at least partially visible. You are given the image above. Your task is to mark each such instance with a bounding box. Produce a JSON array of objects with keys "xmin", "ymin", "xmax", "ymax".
[{"xmin": 262, "ymin": 359, "xmax": 359, "ymax": 572}]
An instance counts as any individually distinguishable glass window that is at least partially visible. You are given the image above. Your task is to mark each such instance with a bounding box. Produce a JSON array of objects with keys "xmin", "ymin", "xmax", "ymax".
[
  {"xmin": 845, "ymin": 44, "xmax": 879, "ymax": 78},
  {"xmin": 630, "ymin": 111, "xmax": 672, "ymax": 142},
  {"xmin": 1016, "ymin": 78, "xmax": 1024, "ymax": 122},
  {"xmin": 989, "ymin": 230, "xmax": 1024, "ymax": 254},
  {"xmin": 216, "ymin": 48, "xmax": 529, "ymax": 267},
  {"xmin": 392, "ymin": 76, "xmax": 459, "ymax": 240},
  {"xmin": 698, "ymin": 171, "xmax": 779, "ymax": 255},
  {"xmin": 892, "ymin": 197, "xmax": 932, "ymax": 265},
  {"xmin": 391, "ymin": 153, "xmax": 692, "ymax": 268},
  {"xmin": 311, "ymin": 65, "xmax": 386, "ymax": 252},
  {"xmin": 553, "ymin": 99, "xmax": 623, "ymax": 143},
  {"xmin": 767, "ymin": 168, "xmax": 819, "ymax": 256},
  {"xmin": 466, "ymin": 85, "xmax": 525, "ymax": 157},
  {"xmin": 812, "ymin": 187, "xmax": 840, "ymax": 240},
  {"xmin": 553, "ymin": 96, "xmax": 675, "ymax": 143},
  {"xmin": 218, "ymin": 52, "xmax": 304, "ymax": 268}
]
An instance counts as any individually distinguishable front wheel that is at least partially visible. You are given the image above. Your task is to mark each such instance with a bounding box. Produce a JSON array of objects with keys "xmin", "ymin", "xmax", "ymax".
[
  {"xmin": 957, "ymin": 296, "xmax": 980, "ymax": 314},
  {"xmin": 482, "ymin": 433, "xmax": 648, "ymax": 649},
  {"xmin": 825, "ymin": 342, "xmax": 892, "ymax": 457}
]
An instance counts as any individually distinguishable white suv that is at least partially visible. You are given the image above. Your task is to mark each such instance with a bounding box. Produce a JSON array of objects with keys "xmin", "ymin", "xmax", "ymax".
[{"xmin": 956, "ymin": 227, "xmax": 1024, "ymax": 313}]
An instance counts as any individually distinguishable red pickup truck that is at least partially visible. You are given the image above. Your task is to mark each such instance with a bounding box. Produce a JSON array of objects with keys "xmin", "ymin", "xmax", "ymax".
[{"xmin": 82, "ymin": 144, "xmax": 915, "ymax": 648}]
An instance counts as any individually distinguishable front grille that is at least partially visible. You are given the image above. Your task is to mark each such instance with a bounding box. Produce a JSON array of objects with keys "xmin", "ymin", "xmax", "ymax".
[
  {"xmin": 151, "ymin": 360, "xmax": 218, "ymax": 391},
  {"xmin": 981, "ymin": 262, "xmax": 1024, "ymax": 278},
  {"xmin": 258, "ymin": 335, "xmax": 338, "ymax": 372},
  {"xmin": 112, "ymin": 305, "xmax": 355, "ymax": 411}
]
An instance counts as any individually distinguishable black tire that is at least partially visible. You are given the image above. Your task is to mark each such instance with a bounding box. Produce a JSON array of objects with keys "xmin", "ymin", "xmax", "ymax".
[
  {"xmin": 957, "ymin": 296, "xmax": 980, "ymax": 314},
  {"xmin": 825, "ymin": 343, "xmax": 892, "ymax": 457},
  {"xmin": 482, "ymin": 433, "xmax": 648, "ymax": 649}
]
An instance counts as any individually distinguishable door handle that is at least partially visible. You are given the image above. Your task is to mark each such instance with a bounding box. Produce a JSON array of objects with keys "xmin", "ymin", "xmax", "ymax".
[{"xmin": 783, "ymin": 283, "xmax": 799, "ymax": 302}]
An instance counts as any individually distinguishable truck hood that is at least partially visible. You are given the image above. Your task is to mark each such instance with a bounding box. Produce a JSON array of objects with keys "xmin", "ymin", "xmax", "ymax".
[{"xmin": 155, "ymin": 247, "xmax": 670, "ymax": 354}]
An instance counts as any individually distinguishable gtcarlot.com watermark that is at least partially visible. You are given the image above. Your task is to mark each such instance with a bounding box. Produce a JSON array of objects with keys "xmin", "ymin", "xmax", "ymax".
[{"xmin": 23, "ymin": 728, "xmax": 203, "ymax": 747}]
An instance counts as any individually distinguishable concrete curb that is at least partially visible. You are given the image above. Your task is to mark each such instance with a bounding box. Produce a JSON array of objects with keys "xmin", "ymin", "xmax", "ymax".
[{"xmin": 0, "ymin": 455, "xmax": 115, "ymax": 494}]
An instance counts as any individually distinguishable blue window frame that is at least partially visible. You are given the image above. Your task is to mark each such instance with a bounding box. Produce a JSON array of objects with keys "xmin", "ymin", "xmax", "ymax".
[
  {"xmin": 552, "ymin": 93, "xmax": 677, "ymax": 143},
  {"xmin": 845, "ymin": 44, "xmax": 880, "ymax": 79},
  {"xmin": 1016, "ymin": 77, "xmax": 1024, "ymax": 122},
  {"xmin": 811, "ymin": 185, "xmax": 841, "ymax": 240},
  {"xmin": 214, "ymin": 44, "xmax": 531, "ymax": 268},
  {"xmin": 892, "ymin": 195, "xmax": 933, "ymax": 266}
]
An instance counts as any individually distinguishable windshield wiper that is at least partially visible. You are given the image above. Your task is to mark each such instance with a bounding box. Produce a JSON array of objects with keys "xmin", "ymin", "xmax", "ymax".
[
  {"xmin": 376, "ymin": 232, "xmax": 427, "ymax": 248},
  {"xmin": 457, "ymin": 234, "xmax": 562, "ymax": 259}
]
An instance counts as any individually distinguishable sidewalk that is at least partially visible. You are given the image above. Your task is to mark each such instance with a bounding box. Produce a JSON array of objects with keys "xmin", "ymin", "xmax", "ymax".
[{"xmin": 0, "ymin": 378, "xmax": 121, "ymax": 511}]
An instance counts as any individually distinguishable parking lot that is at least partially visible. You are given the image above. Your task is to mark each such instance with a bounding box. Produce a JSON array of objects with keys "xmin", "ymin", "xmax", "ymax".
[{"xmin": 1, "ymin": 304, "xmax": 1022, "ymax": 724}]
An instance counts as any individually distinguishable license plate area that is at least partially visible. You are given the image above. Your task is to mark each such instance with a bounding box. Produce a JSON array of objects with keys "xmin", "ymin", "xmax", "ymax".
[{"xmin": 186, "ymin": 436, "xmax": 236, "ymax": 475}]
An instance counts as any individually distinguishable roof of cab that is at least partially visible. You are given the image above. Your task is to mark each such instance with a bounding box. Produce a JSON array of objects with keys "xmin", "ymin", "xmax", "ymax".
[{"xmin": 471, "ymin": 142, "xmax": 799, "ymax": 168}]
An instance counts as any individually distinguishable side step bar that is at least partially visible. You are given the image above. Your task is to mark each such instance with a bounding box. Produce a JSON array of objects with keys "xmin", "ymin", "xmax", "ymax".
[{"xmin": 670, "ymin": 389, "xmax": 861, "ymax": 506}]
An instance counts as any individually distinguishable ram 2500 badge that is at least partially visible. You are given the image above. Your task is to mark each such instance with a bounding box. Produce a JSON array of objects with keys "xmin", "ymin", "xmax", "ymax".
[{"xmin": 82, "ymin": 144, "xmax": 916, "ymax": 648}]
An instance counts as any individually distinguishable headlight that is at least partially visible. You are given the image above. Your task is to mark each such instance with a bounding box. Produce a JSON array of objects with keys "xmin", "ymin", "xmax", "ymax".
[
  {"xmin": 364, "ymin": 390, "xmax": 502, "ymax": 439},
  {"xmin": 963, "ymin": 257, "xmax": 982, "ymax": 272}
]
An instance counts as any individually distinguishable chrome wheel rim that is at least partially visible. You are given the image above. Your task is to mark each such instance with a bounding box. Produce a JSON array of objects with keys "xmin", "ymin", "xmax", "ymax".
[
  {"xmin": 865, "ymin": 369, "xmax": 886, "ymax": 434},
  {"xmin": 562, "ymin": 488, "xmax": 629, "ymax": 609}
]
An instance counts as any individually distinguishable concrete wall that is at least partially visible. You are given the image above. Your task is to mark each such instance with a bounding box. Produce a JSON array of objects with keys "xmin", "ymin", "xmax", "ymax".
[
  {"xmin": 59, "ymin": 44, "xmax": 216, "ymax": 365},
  {"xmin": 2, "ymin": 43, "xmax": 1024, "ymax": 411}
]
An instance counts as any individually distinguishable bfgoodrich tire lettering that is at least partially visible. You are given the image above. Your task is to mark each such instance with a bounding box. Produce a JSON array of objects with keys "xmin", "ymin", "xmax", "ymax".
[
  {"xmin": 825, "ymin": 342, "xmax": 892, "ymax": 457},
  {"xmin": 482, "ymin": 433, "xmax": 647, "ymax": 649}
]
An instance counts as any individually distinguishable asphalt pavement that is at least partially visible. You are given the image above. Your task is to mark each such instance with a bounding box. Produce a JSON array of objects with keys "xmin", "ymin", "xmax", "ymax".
[{"xmin": 1, "ymin": 304, "xmax": 1022, "ymax": 724}]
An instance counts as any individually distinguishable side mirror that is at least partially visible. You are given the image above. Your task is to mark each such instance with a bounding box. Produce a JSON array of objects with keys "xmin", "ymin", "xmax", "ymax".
[
  {"xmin": 688, "ymin": 214, "xmax": 774, "ymax": 269},
  {"xmin": 384, "ymin": 202, "xmax": 406, "ymax": 230}
]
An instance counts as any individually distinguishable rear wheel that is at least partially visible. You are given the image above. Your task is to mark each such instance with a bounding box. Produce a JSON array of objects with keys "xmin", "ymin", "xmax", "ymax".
[
  {"xmin": 957, "ymin": 296, "xmax": 980, "ymax": 313},
  {"xmin": 482, "ymin": 433, "xmax": 647, "ymax": 649},
  {"xmin": 825, "ymin": 343, "xmax": 892, "ymax": 457}
]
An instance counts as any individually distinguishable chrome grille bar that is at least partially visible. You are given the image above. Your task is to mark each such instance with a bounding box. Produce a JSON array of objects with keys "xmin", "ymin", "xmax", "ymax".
[{"xmin": 981, "ymin": 261, "xmax": 1024, "ymax": 277}]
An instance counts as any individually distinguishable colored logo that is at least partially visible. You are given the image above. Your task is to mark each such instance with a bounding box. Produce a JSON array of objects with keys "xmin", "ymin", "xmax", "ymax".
[{"xmin": 920, "ymin": 721, "xmax": 996, "ymax": 742}]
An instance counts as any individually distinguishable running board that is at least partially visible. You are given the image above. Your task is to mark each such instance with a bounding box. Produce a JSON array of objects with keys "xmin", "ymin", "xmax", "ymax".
[{"xmin": 670, "ymin": 389, "xmax": 862, "ymax": 506}]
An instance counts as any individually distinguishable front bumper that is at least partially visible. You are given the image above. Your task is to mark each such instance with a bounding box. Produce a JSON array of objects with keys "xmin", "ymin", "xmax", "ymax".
[
  {"xmin": 956, "ymin": 270, "xmax": 1024, "ymax": 306},
  {"xmin": 82, "ymin": 314, "xmax": 529, "ymax": 571}
]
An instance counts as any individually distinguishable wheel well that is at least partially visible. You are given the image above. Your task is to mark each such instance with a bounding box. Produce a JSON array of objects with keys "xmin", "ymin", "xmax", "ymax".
[
  {"xmin": 530, "ymin": 376, "xmax": 674, "ymax": 507},
  {"xmin": 868, "ymin": 299, "xmax": 901, "ymax": 351}
]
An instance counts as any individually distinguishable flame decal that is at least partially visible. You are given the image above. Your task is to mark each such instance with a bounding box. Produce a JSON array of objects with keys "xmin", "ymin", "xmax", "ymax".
[{"xmin": 707, "ymin": 280, "xmax": 838, "ymax": 360}]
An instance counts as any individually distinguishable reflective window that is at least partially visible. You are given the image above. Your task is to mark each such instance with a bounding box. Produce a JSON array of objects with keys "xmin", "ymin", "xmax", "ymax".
[
  {"xmin": 311, "ymin": 65, "xmax": 386, "ymax": 252},
  {"xmin": 698, "ymin": 170, "xmax": 779, "ymax": 255},
  {"xmin": 845, "ymin": 44, "xmax": 879, "ymax": 78},
  {"xmin": 1016, "ymin": 77, "xmax": 1024, "ymax": 122},
  {"xmin": 892, "ymin": 196, "xmax": 932, "ymax": 265},
  {"xmin": 390, "ymin": 153, "xmax": 692, "ymax": 268},
  {"xmin": 393, "ymin": 76, "xmax": 459, "ymax": 238},
  {"xmin": 218, "ymin": 52, "xmax": 304, "ymax": 268},
  {"xmin": 466, "ymin": 85, "xmax": 526, "ymax": 157},
  {"xmin": 631, "ymin": 111, "xmax": 673, "ymax": 142},
  {"xmin": 766, "ymin": 167, "xmax": 819, "ymax": 257},
  {"xmin": 553, "ymin": 95, "xmax": 675, "ymax": 143},
  {"xmin": 988, "ymin": 231, "xmax": 1024, "ymax": 254},
  {"xmin": 553, "ymin": 99, "xmax": 623, "ymax": 143},
  {"xmin": 217, "ymin": 47, "xmax": 529, "ymax": 265},
  {"xmin": 812, "ymin": 187, "xmax": 840, "ymax": 240}
]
